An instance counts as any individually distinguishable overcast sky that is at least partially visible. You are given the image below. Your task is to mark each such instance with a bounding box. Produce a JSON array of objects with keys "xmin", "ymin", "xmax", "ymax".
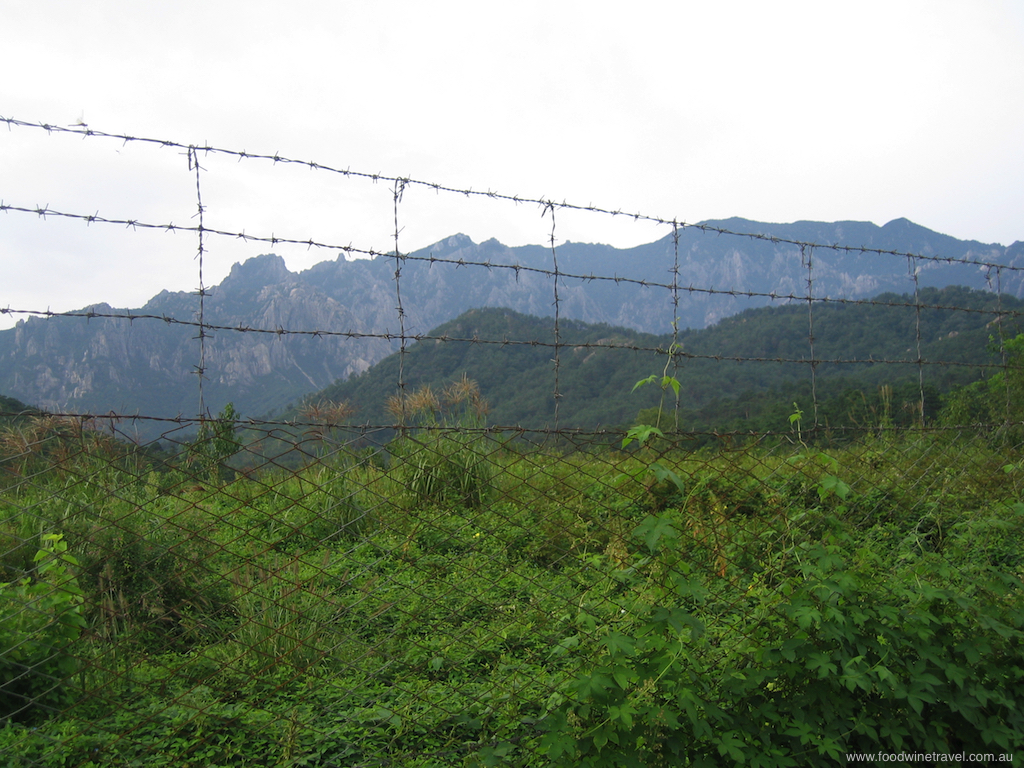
[{"xmin": 2, "ymin": 0, "xmax": 1023, "ymax": 330}]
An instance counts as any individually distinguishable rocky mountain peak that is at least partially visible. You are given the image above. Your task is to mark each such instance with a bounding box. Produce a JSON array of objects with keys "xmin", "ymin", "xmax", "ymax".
[
  {"xmin": 428, "ymin": 233, "xmax": 476, "ymax": 254},
  {"xmin": 223, "ymin": 253, "xmax": 293, "ymax": 289}
]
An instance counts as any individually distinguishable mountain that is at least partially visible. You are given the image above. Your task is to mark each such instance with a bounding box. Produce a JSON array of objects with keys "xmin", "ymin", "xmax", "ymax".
[
  {"xmin": 0, "ymin": 218, "xmax": 1020, "ymax": 432},
  {"xmin": 308, "ymin": 287, "xmax": 1024, "ymax": 434},
  {"xmin": 0, "ymin": 255, "xmax": 395, "ymax": 424},
  {"xmin": 508, "ymin": 217, "xmax": 1019, "ymax": 329}
]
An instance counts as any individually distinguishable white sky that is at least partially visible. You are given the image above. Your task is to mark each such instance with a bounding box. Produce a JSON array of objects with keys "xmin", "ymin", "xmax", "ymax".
[{"xmin": 2, "ymin": 0, "xmax": 1023, "ymax": 330}]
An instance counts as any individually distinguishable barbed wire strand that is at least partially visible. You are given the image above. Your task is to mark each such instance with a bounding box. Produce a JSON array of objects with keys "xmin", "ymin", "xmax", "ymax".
[
  {"xmin": 3, "ymin": 200, "xmax": 1021, "ymax": 324},
  {"xmin": 909, "ymin": 254, "xmax": 926, "ymax": 424},
  {"xmin": 0, "ymin": 115, "xmax": 1017, "ymax": 274},
  {"xmin": 7, "ymin": 116, "xmax": 1018, "ymax": 440},
  {"xmin": 671, "ymin": 220, "xmax": 682, "ymax": 430},
  {"xmin": 188, "ymin": 146, "xmax": 208, "ymax": 418},
  {"xmin": 544, "ymin": 201, "xmax": 562, "ymax": 432},
  {"xmin": 393, "ymin": 178, "xmax": 408, "ymax": 426},
  {"xmin": 2, "ymin": 407, "xmax": 1016, "ymax": 441},
  {"xmin": 0, "ymin": 305, "xmax": 1017, "ymax": 374},
  {"xmin": 802, "ymin": 245, "xmax": 819, "ymax": 426}
]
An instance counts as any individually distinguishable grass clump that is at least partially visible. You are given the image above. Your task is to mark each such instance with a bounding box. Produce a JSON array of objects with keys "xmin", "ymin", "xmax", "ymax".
[{"xmin": 387, "ymin": 376, "xmax": 495, "ymax": 509}]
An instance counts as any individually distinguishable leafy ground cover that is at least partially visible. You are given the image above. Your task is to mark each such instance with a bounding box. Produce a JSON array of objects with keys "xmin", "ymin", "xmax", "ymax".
[{"xmin": 1, "ymin": 414, "xmax": 1023, "ymax": 766}]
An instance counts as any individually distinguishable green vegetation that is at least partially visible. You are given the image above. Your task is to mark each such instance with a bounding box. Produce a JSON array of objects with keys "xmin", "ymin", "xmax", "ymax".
[
  {"xmin": 1, "ymin": 534, "xmax": 85, "ymax": 722},
  {"xmin": 307, "ymin": 287, "xmax": 1024, "ymax": 435},
  {"xmin": 386, "ymin": 375, "xmax": 495, "ymax": 509},
  {"xmin": 184, "ymin": 403, "xmax": 242, "ymax": 484},
  {"xmin": 2, "ymin": 364, "xmax": 1023, "ymax": 765},
  {"xmin": 0, "ymin": 395, "xmax": 38, "ymax": 428}
]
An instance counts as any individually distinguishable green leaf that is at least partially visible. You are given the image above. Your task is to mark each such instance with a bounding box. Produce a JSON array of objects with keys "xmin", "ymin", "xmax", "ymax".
[
  {"xmin": 631, "ymin": 375, "xmax": 658, "ymax": 393},
  {"xmin": 601, "ymin": 631, "xmax": 637, "ymax": 659},
  {"xmin": 549, "ymin": 635, "xmax": 580, "ymax": 657},
  {"xmin": 652, "ymin": 606, "xmax": 704, "ymax": 639},
  {"xmin": 650, "ymin": 462, "xmax": 686, "ymax": 493},
  {"xmin": 788, "ymin": 403, "xmax": 803, "ymax": 425},
  {"xmin": 943, "ymin": 664, "xmax": 969, "ymax": 689},
  {"xmin": 819, "ymin": 473, "xmax": 851, "ymax": 501},
  {"xmin": 806, "ymin": 651, "xmax": 837, "ymax": 678},
  {"xmin": 611, "ymin": 665, "xmax": 635, "ymax": 692},
  {"xmin": 623, "ymin": 424, "xmax": 664, "ymax": 448},
  {"xmin": 635, "ymin": 515, "xmax": 677, "ymax": 552},
  {"xmin": 779, "ymin": 637, "xmax": 805, "ymax": 662},
  {"xmin": 577, "ymin": 672, "xmax": 613, "ymax": 699},
  {"xmin": 957, "ymin": 641, "xmax": 982, "ymax": 665},
  {"xmin": 608, "ymin": 703, "xmax": 637, "ymax": 729},
  {"xmin": 716, "ymin": 731, "xmax": 747, "ymax": 761}
]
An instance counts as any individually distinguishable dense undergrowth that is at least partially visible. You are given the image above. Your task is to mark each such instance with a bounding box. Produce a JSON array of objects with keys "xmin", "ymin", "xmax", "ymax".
[{"xmin": 1, "ymin": 415, "xmax": 1023, "ymax": 765}]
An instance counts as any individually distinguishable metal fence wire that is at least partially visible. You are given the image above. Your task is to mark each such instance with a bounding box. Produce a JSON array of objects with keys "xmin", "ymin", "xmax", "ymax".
[{"xmin": 1, "ymin": 117, "xmax": 1023, "ymax": 766}]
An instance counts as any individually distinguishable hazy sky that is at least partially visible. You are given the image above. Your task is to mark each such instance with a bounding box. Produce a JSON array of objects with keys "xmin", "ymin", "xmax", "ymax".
[{"xmin": 2, "ymin": 0, "xmax": 1023, "ymax": 330}]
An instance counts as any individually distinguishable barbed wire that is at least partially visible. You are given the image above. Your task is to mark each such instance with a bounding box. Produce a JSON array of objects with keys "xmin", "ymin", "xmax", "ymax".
[
  {"xmin": 187, "ymin": 146, "xmax": 209, "ymax": 416},
  {"xmin": 2, "ymin": 115, "xmax": 1018, "ymax": 273},
  {"xmin": 544, "ymin": 201, "xmax": 563, "ymax": 430},
  {"xmin": 0, "ymin": 306, "xmax": 1011, "ymax": 373},
  {"xmin": 4, "ymin": 115, "xmax": 1021, "ymax": 440},
  {"xmin": 9, "ymin": 200, "xmax": 1018, "ymax": 316}
]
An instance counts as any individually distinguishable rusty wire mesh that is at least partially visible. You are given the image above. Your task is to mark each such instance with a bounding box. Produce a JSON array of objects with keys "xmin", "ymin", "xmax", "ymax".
[{"xmin": 1, "ymin": 116, "xmax": 1023, "ymax": 765}]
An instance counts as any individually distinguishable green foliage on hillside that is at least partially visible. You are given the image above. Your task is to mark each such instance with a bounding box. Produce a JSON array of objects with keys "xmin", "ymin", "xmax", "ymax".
[
  {"xmin": 0, "ymin": 395, "xmax": 38, "ymax": 428},
  {"xmin": 0, "ymin": 534, "xmax": 85, "ymax": 723},
  {"xmin": 311, "ymin": 308, "xmax": 668, "ymax": 428},
  {"xmin": 305, "ymin": 287, "xmax": 1024, "ymax": 435},
  {"xmin": 1, "ymin": 397, "xmax": 1023, "ymax": 763}
]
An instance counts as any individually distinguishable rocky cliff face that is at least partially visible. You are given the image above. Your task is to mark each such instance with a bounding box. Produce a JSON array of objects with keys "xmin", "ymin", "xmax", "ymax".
[
  {"xmin": 0, "ymin": 253, "xmax": 395, "ymax": 424},
  {"xmin": 1, "ymin": 219, "xmax": 1019, "ymax": 430}
]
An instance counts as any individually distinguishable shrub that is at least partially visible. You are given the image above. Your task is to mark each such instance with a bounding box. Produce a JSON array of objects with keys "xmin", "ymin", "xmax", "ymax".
[
  {"xmin": 540, "ymin": 517, "xmax": 1024, "ymax": 765},
  {"xmin": 0, "ymin": 534, "xmax": 86, "ymax": 723},
  {"xmin": 73, "ymin": 514, "xmax": 233, "ymax": 650}
]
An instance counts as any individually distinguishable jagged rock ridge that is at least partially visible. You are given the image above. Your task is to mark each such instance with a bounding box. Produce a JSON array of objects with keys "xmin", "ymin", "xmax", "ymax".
[{"xmin": 0, "ymin": 218, "xmax": 1020, "ymax": 432}]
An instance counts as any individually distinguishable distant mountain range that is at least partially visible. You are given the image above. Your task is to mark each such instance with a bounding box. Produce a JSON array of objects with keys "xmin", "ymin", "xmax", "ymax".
[{"xmin": 1, "ymin": 217, "xmax": 1020, "ymax": 433}]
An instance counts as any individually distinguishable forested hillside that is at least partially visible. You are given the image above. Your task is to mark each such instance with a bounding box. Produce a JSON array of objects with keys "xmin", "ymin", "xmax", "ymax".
[
  {"xmin": 0, "ymin": 395, "xmax": 38, "ymax": 427},
  {"xmin": 305, "ymin": 286, "xmax": 1024, "ymax": 435}
]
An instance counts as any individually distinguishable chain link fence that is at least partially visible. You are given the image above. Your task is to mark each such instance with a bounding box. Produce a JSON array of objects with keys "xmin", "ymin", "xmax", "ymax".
[{"xmin": 2, "ymin": 117, "xmax": 1023, "ymax": 765}]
